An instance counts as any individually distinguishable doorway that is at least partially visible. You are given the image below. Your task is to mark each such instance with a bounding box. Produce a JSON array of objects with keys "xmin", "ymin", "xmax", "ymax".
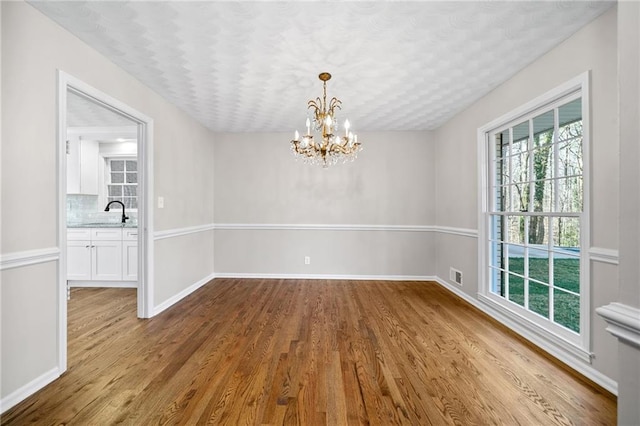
[{"xmin": 57, "ymin": 71, "xmax": 154, "ymax": 372}]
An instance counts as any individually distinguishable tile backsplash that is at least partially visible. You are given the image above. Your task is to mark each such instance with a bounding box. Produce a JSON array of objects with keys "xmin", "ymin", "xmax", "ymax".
[{"xmin": 67, "ymin": 194, "xmax": 137, "ymax": 225}]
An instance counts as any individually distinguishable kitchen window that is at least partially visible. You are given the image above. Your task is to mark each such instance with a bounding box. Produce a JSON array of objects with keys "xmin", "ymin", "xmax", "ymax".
[{"xmin": 107, "ymin": 158, "xmax": 137, "ymax": 209}]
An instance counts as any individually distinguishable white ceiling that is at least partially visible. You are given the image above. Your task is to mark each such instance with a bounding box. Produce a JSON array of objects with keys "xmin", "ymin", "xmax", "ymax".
[{"xmin": 30, "ymin": 1, "xmax": 613, "ymax": 133}]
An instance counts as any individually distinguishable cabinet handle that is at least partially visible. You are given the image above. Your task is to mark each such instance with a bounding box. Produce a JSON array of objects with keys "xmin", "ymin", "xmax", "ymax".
[{"xmin": 85, "ymin": 245, "xmax": 90, "ymax": 249}]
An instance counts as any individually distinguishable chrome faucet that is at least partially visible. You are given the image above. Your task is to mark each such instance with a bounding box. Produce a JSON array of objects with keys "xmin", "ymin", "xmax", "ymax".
[{"xmin": 104, "ymin": 200, "xmax": 129, "ymax": 224}]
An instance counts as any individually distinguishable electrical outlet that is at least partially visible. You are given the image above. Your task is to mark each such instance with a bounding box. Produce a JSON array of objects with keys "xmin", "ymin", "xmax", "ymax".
[
  {"xmin": 304, "ymin": 256, "xmax": 311, "ymax": 265},
  {"xmin": 450, "ymin": 267, "xmax": 463, "ymax": 285}
]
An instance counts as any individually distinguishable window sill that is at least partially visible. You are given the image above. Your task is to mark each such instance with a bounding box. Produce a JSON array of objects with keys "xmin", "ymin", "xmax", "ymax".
[{"xmin": 477, "ymin": 293, "xmax": 592, "ymax": 364}]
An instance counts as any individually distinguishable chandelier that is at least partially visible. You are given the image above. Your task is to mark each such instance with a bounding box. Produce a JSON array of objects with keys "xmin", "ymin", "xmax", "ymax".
[{"xmin": 291, "ymin": 72, "xmax": 362, "ymax": 167}]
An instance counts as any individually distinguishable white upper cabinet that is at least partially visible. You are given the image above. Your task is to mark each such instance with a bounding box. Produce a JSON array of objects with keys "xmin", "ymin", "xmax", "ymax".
[{"xmin": 67, "ymin": 136, "xmax": 99, "ymax": 194}]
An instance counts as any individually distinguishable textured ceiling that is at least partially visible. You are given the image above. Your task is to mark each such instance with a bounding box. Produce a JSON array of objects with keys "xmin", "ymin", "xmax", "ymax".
[{"xmin": 30, "ymin": 1, "xmax": 613, "ymax": 133}]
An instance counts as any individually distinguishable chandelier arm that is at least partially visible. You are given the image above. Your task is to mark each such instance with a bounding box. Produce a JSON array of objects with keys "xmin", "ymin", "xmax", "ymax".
[{"xmin": 328, "ymin": 98, "xmax": 342, "ymax": 109}]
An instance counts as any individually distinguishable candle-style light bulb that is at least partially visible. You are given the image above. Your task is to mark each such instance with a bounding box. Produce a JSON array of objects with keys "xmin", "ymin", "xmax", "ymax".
[
  {"xmin": 306, "ymin": 118, "xmax": 311, "ymax": 135},
  {"xmin": 325, "ymin": 115, "xmax": 332, "ymax": 127},
  {"xmin": 344, "ymin": 119, "xmax": 350, "ymax": 137},
  {"xmin": 294, "ymin": 130, "xmax": 299, "ymax": 141}
]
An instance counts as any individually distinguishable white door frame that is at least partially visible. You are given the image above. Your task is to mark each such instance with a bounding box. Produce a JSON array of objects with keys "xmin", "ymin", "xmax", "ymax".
[{"xmin": 57, "ymin": 70, "xmax": 154, "ymax": 372}]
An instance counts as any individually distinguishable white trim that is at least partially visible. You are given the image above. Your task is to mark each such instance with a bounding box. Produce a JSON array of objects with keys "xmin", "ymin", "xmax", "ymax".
[
  {"xmin": 0, "ymin": 367, "xmax": 60, "ymax": 414},
  {"xmin": 0, "ymin": 247, "xmax": 60, "ymax": 271},
  {"xmin": 588, "ymin": 247, "xmax": 619, "ymax": 265},
  {"xmin": 153, "ymin": 272, "xmax": 216, "ymax": 316},
  {"xmin": 432, "ymin": 277, "xmax": 618, "ymax": 395},
  {"xmin": 597, "ymin": 303, "xmax": 640, "ymax": 349},
  {"xmin": 433, "ymin": 226, "xmax": 478, "ymax": 238},
  {"xmin": 68, "ymin": 280, "xmax": 137, "ymax": 288},
  {"xmin": 57, "ymin": 70, "xmax": 155, "ymax": 390},
  {"xmin": 214, "ymin": 272, "xmax": 436, "ymax": 281},
  {"xmin": 213, "ymin": 223, "xmax": 434, "ymax": 232},
  {"xmin": 152, "ymin": 223, "xmax": 478, "ymax": 238},
  {"xmin": 66, "ymin": 125, "xmax": 137, "ymax": 140},
  {"xmin": 479, "ymin": 73, "xmax": 590, "ymax": 134},
  {"xmin": 154, "ymin": 223, "xmax": 216, "ymax": 241}
]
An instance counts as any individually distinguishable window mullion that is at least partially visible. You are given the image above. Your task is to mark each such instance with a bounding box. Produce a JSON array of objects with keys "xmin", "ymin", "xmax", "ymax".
[{"xmin": 550, "ymin": 108, "xmax": 561, "ymax": 322}]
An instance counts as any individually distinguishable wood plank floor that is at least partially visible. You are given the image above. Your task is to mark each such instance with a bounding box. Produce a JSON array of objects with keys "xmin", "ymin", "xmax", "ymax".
[{"xmin": 2, "ymin": 279, "xmax": 615, "ymax": 425}]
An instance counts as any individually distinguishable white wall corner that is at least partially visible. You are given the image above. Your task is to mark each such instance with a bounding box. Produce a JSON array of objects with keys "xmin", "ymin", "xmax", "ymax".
[
  {"xmin": 152, "ymin": 272, "xmax": 216, "ymax": 316},
  {"xmin": 596, "ymin": 303, "xmax": 640, "ymax": 349}
]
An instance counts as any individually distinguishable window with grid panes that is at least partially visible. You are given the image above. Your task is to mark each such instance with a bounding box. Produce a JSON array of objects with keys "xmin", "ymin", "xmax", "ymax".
[
  {"xmin": 486, "ymin": 92, "xmax": 585, "ymax": 342},
  {"xmin": 107, "ymin": 159, "xmax": 137, "ymax": 209}
]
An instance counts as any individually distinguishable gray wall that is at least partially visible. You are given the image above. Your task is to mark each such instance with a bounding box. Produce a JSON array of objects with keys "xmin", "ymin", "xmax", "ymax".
[
  {"xmin": 213, "ymin": 131, "xmax": 435, "ymax": 277},
  {"xmin": 433, "ymin": 7, "xmax": 619, "ymax": 383},
  {"xmin": 1, "ymin": 1, "xmax": 215, "ymax": 403}
]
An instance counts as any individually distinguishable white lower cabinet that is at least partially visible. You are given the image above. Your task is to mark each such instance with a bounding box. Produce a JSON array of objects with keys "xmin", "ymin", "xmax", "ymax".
[
  {"xmin": 67, "ymin": 227, "xmax": 137, "ymax": 284},
  {"xmin": 67, "ymin": 240, "xmax": 92, "ymax": 280},
  {"xmin": 92, "ymin": 240, "xmax": 123, "ymax": 281},
  {"xmin": 122, "ymin": 229, "xmax": 138, "ymax": 281}
]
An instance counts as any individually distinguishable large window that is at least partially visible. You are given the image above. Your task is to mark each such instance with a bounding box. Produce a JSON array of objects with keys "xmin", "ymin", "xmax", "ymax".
[{"xmin": 480, "ymin": 75, "xmax": 588, "ymax": 353}]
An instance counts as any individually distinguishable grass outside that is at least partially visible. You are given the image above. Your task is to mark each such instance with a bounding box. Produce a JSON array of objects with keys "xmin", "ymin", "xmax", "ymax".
[{"xmin": 505, "ymin": 258, "xmax": 580, "ymax": 333}]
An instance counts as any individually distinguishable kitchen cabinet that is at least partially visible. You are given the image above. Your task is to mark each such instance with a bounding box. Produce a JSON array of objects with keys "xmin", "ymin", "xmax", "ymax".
[
  {"xmin": 92, "ymin": 239, "xmax": 123, "ymax": 281},
  {"xmin": 67, "ymin": 239, "xmax": 92, "ymax": 280},
  {"xmin": 67, "ymin": 227, "xmax": 136, "ymax": 284},
  {"xmin": 122, "ymin": 229, "xmax": 138, "ymax": 281},
  {"xmin": 67, "ymin": 137, "xmax": 99, "ymax": 194}
]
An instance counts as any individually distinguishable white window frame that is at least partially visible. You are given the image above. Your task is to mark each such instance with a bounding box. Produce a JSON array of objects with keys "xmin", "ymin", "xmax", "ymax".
[
  {"xmin": 99, "ymin": 154, "xmax": 138, "ymax": 212},
  {"xmin": 477, "ymin": 72, "xmax": 591, "ymax": 362}
]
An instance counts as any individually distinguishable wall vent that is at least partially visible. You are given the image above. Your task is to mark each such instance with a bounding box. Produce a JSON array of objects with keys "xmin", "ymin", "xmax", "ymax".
[{"xmin": 450, "ymin": 267, "xmax": 463, "ymax": 286}]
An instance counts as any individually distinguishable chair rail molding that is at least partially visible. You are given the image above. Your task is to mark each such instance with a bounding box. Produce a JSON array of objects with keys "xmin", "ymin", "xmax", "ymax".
[
  {"xmin": 596, "ymin": 303, "xmax": 640, "ymax": 348},
  {"xmin": 0, "ymin": 247, "xmax": 60, "ymax": 271}
]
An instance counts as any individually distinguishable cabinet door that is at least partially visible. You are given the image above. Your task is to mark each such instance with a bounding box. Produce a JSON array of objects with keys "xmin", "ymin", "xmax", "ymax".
[
  {"xmin": 122, "ymin": 240, "xmax": 138, "ymax": 281},
  {"xmin": 92, "ymin": 240, "xmax": 122, "ymax": 281},
  {"xmin": 67, "ymin": 138, "xmax": 99, "ymax": 195},
  {"xmin": 80, "ymin": 139, "xmax": 99, "ymax": 194},
  {"xmin": 67, "ymin": 240, "xmax": 92, "ymax": 280}
]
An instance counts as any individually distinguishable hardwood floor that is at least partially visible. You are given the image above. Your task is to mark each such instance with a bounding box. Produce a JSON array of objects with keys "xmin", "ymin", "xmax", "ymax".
[{"xmin": 2, "ymin": 279, "xmax": 615, "ymax": 425}]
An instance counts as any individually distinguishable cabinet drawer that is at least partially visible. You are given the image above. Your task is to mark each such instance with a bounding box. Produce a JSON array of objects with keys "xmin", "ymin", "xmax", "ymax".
[
  {"xmin": 91, "ymin": 228, "xmax": 122, "ymax": 241},
  {"xmin": 67, "ymin": 228, "xmax": 92, "ymax": 241},
  {"xmin": 123, "ymin": 229, "xmax": 139, "ymax": 241}
]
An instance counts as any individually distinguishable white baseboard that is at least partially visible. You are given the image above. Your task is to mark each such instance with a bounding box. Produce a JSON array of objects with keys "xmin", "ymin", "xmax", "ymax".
[
  {"xmin": 214, "ymin": 272, "xmax": 435, "ymax": 281},
  {"xmin": 68, "ymin": 280, "xmax": 137, "ymax": 288},
  {"xmin": 152, "ymin": 272, "xmax": 216, "ymax": 316},
  {"xmin": 0, "ymin": 367, "xmax": 60, "ymax": 414},
  {"xmin": 431, "ymin": 276, "xmax": 618, "ymax": 395}
]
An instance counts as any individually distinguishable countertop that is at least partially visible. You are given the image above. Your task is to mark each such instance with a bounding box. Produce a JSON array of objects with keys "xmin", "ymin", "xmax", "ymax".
[{"xmin": 67, "ymin": 222, "xmax": 138, "ymax": 228}]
